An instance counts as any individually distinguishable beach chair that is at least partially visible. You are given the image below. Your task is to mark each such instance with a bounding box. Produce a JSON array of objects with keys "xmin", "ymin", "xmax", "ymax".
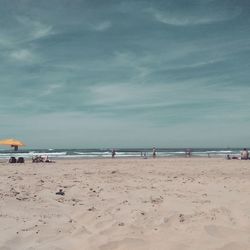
[
  {"xmin": 9, "ymin": 157, "xmax": 17, "ymax": 163},
  {"xmin": 17, "ymin": 157, "xmax": 25, "ymax": 163}
]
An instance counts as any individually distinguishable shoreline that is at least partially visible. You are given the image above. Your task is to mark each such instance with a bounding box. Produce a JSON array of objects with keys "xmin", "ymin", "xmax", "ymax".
[{"xmin": 0, "ymin": 154, "xmax": 230, "ymax": 163}]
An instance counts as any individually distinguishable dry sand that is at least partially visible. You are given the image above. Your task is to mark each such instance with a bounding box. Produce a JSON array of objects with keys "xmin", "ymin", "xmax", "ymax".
[{"xmin": 0, "ymin": 157, "xmax": 250, "ymax": 250}]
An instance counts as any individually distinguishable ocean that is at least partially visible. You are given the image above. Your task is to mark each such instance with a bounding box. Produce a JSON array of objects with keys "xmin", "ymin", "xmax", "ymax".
[{"xmin": 0, "ymin": 148, "xmax": 242, "ymax": 160}]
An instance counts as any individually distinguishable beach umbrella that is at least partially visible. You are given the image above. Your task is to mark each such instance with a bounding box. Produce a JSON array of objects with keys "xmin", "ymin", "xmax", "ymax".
[{"xmin": 0, "ymin": 138, "xmax": 26, "ymax": 151}]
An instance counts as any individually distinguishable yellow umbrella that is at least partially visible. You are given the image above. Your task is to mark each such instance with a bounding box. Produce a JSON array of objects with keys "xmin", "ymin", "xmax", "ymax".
[{"xmin": 0, "ymin": 138, "xmax": 26, "ymax": 151}]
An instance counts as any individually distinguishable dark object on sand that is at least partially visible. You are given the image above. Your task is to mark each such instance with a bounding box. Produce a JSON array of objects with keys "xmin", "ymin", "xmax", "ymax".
[
  {"xmin": 17, "ymin": 157, "xmax": 25, "ymax": 163},
  {"xmin": 232, "ymin": 156, "xmax": 239, "ymax": 160},
  {"xmin": 9, "ymin": 157, "xmax": 17, "ymax": 163},
  {"xmin": 56, "ymin": 189, "xmax": 65, "ymax": 196},
  {"xmin": 32, "ymin": 155, "xmax": 44, "ymax": 163}
]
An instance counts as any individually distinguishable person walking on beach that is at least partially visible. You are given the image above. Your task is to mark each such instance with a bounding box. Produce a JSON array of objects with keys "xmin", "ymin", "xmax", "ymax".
[
  {"xmin": 112, "ymin": 149, "xmax": 116, "ymax": 158},
  {"xmin": 152, "ymin": 147, "xmax": 156, "ymax": 158}
]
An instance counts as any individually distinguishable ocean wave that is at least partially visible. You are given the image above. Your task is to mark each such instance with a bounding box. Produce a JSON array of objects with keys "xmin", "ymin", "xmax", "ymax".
[
  {"xmin": 45, "ymin": 152, "xmax": 67, "ymax": 155},
  {"xmin": 0, "ymin": 148, "xmax": 243, "ymax": 159},
  {"xmin": 74, "ymin": 151, "xmax": 110, "ymax": 155},
  {"xmin": 199, "ymin": 150, "xmax": 233, "ymax": 154},
  {"xmin": 0, "ymin": 151, "xmax": 67, "ymax": 159}
]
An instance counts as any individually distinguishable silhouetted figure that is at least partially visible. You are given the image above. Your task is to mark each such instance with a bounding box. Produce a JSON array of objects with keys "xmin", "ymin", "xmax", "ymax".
[
  {"xmin": 152, "ymin": 147, "xmax": 156, "ymax": 158},
  {"xmin": 112, "ymin": 149, "xmax": 116, "ymax": 158}
]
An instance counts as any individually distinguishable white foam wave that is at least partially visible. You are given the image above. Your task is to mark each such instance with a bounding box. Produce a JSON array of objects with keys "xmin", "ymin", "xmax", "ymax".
[
  {"xmin": 0, "ymin": 151, "xmax": 67, "ymax": 159},
  {"xmin": 74, "ymin": 151, "xmax": 110, "ymax": 155}
]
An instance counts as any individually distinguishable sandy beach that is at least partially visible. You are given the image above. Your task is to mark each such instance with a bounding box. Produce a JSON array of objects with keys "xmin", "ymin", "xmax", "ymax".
[{"xmin": 0, "ymin": 157, "xmax": 250, "ymax": 250}]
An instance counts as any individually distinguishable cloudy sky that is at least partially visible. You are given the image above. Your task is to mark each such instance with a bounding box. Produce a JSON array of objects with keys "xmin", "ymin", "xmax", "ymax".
[{"xmin": 0, "ymin": 0, "xmax": 250, "ymax": 148}]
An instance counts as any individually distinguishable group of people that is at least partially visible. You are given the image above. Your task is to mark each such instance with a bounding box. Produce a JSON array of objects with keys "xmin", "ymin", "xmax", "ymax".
[
  {"xmin": 111, "ymin": 147, "xmax": 250, "ymax": 160},
  {"xmin": 226, "ymin": 148, "xmax": 249, "ymax": 160},
  {"xmin": 7, "ymin": 155, "xmax": 54, "ymax": 163},
  {"xmin": 32, "ymin": 155, "xmax": 54, "ymax": 163}
]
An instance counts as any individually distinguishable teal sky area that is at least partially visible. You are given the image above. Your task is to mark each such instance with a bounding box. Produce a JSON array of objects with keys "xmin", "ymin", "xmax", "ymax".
[{"xmin": 0, "ymin": 0, "xmax": 250, "ymax": 149}]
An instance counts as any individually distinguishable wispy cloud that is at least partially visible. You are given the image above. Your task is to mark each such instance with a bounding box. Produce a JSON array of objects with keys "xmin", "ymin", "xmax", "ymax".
[
  {"xmin": 91, "ymin": 21, "xmax": 112, "ymax": 31},
  {"xmin": 149, "ymin": 6, "xmax": 241, "ymax": 26},
  {"xmin": 10, "ymin": 49, "xmax": 35, "ymax": 62},
  {"xmin": 40, "ymin": 84, "xmax": 62, "ymax": 96},
  {"xmin": 31, "ymin": 22, "xmax": 53, "ymax": 39},
  {"xmin": 16, "ymin": 16, "xmax": 54, "ymax": 40},
  {"xmin": 87, "ymin": 82, "xmax": 154, "ymax": 106},
  {"xmin": 0, "ymin": 36, "xmax": 13, "ymax": 48},
  {"xmin": 0, "ymin": 17, "xmax": 54, "ymax": 64}
]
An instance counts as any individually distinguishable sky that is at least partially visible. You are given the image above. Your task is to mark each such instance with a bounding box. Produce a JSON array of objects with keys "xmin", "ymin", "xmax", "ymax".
[{"xmin": 0, "ymin": 0, "xmax": 250, "ymax": 149}]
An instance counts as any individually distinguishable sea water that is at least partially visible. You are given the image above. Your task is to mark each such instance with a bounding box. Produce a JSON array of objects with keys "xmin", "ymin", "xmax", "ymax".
[{"xmin": 0, "ymin": 148, "xmax": 242, "ymax": 159}]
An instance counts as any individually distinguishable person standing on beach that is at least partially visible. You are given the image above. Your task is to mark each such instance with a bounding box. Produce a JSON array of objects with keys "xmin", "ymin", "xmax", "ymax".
[
  {"xmin": 152, "ymin": 147, "xmax": 156, "ymax": 158},
  {"xmin": 112, "ymin": 149, "xmax": 116, "ymax": 158},
  {"xmin": 186, "ymin": 148, "xmax": 192, "ymax": 157}
]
